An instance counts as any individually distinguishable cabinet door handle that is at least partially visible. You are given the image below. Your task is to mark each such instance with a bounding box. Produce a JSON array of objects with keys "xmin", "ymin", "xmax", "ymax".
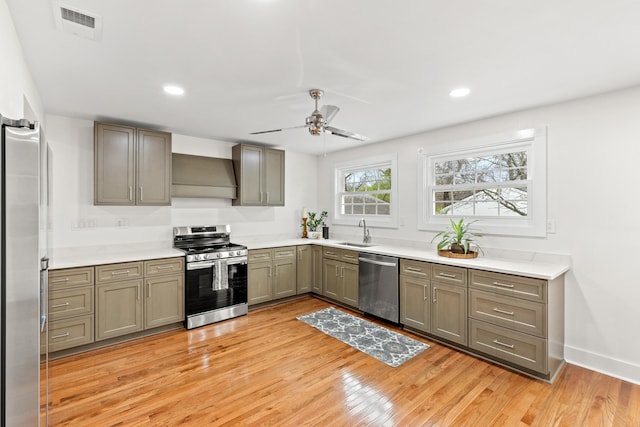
[
  {"xmin": 139, "ymin": 187, "xmax": 143, "ymax": 201},
  {"xmin": 51, "ymin": 332, "xmax": 70, "ymax": 340},
  {"xmin": 341, "ymin": 267, "xmax": 344, "ymax": 278},
  {"xmin": 492, "ymin": 281, "xmax": 515, "ymax": 288},
  {"xmin": 492, "ymin": 339, "xmax": 515, "ymax": 349},
  {"xmin": 335, "ymin": 265, "xmax": 339, "ymax": 277},
  {"xmin": 129, "ymin": 186, "xmax": 133, "ymax": 201},
  {"xmin": 266, "ymin": 192, "xmax": 269, "ymax": 203},
  {"xmin": 438, "ymin": 272, "xmax": 457, "ymax": 278},
  {"xmin": 423, "ymin": 286, "xmax": 428, "ymax": 301},
  {"xmin": 432, "ymin": 287, "xmax": 437, "ymax": 303},
  {"xmin": 111, "ymin": 270, "xmax": 131, "ymax": 276},
  {"xmin": 51, "ymin": 302, "xmax": 70, "ymax": 308},
  {"xmin": 51, "ymin": 278, "xmax": 69, "ymax": 283},
  {"xmin": 492, "ymin": 308, "xmax": 515, "ymax": 316}
]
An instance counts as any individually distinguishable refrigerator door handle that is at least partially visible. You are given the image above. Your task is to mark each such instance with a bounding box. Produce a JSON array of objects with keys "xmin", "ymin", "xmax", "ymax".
[{"xmin": 40, "ymin": 257, "xmax": 49, "ymax": 333}]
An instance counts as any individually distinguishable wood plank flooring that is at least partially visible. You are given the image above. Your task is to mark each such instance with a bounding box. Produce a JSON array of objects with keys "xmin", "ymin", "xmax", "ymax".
[{"xmin": 41, "ymin": 297, "xmax": 640, "ymax": 426}]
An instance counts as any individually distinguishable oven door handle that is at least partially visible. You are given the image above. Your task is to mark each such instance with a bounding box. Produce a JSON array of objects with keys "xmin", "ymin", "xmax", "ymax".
[
  {"xmin": 187, "ymin": 261, "xmax": 216, "ymax": 270},
  {"xmin": 226, "ymin": 256, "xmax": 248, "ymax": 266}
]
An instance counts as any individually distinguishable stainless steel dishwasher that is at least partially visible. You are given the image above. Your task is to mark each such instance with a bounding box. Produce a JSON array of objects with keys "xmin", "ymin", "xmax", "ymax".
[{"xmin": 358, "ymin": 253, "xmax": 400, "ymax": 323}]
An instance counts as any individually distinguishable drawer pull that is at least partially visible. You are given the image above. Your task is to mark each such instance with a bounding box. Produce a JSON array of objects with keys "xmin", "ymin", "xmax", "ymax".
[
  {"xmin": 111, "ymin": 270, "xmax": 131, "ymax": 276},
  {"xmin": 52, "ymin": 302, "xmax": 70, "ymax": 308},
  {"xmin": 277, "ymin": 252, "xmax": 291, "ymax": 256},
  {"xmin": 492, "ymin": 339, "xmax": 515, "ymax": 349},
  {"xmin": 326, "ymin": 251, "xmax": 337, "ymax": 256},
  {"xmin": 343, "ymin": 254, "xmax": 355, "ymax": 259},
  {"xmin": 492, "ymin": 308, "xmax": 515, "ymax": 316},
  {"xmin": 156, "ymin": 265, "xmax": 174, "ymax": 270},
  {"xmin": 406, "ymin": 267, "xmax": 425, "ymax": 273},
  {"xmin": 438, "ymin": 272, "xmax": 457, "ymax": 278},
  {"xmin": 492, "ymin": 281, "xmax": 515, "ymax": 288},
  {"xmin": 51, "ymin": 332, "xmax": 70, "ymax": 340},
  {"xmin": 51, "ymin": 278, "xmax": 70, "ymax": 283}
]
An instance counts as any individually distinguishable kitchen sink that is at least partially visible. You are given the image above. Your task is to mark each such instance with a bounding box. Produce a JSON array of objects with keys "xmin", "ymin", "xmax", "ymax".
[{"xmin": 337, "ymin": 242, "xmax": 375, "ymax": 248}]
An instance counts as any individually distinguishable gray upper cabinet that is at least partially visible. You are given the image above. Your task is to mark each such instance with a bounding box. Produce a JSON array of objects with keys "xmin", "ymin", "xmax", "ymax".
[
  {"xmin": 94, "ymin": 122, "xmax": 171, "ymax": 206},
  {"xmin": 232, "ymin": 144, "xmax": 285, "ymax": 206}
]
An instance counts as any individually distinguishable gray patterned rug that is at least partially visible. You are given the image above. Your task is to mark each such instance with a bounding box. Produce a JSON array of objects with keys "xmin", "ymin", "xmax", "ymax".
[{"xmin": 297, "ymin": 307, "xmax": 429, "ymax": 367}]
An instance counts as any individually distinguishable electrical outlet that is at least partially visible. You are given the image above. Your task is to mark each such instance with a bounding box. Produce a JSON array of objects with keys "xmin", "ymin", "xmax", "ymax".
[{"xmin": 547, "ymin": 220, "xmax": 556, "ymax": 234}]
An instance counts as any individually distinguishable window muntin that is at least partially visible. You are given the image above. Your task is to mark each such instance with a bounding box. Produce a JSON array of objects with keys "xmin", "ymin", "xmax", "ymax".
[
  {"xmin": 340, "ymin": 167, "xmax": 391, "ymax": 216},
  {"xmin": 418, "ymin": 128, "xmax": 547, "ymax": 237},
  {"xmin": 333, "ymin": 154, "xmax": 398, "ymax": 228},
  {"xmin": 432, "ymin": 150, "xmax": 529, "ymax": 217}
]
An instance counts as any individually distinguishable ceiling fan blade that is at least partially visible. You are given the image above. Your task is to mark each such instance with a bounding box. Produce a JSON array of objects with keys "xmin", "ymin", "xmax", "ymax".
[
  {"xmin": 325, "ymin": 126, "xmax": 369, "ymax": 141},
  {"xmin": 250, "ymin": 124, "xmax": 307, "ymax": 135},
  {"xmin": 319, "ymin": 105, "xmax": 340, "ymax": 124}
]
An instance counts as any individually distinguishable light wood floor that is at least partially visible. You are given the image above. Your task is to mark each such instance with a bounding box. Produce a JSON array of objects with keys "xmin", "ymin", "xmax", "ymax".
[{"xmin": 41, "ymin": 297, "xmax": 640, "ymax": 426}]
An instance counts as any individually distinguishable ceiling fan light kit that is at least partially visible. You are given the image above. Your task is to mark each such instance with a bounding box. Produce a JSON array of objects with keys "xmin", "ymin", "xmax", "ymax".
[{"xmin": 251, "ymin": 89, "xmax": 368, "ymax": 142}]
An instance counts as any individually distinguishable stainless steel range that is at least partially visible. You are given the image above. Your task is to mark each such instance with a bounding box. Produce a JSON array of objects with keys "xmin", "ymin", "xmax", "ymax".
[{"xmin": 173, "ymin": 225, "xmax": 248, "ymax": 329}]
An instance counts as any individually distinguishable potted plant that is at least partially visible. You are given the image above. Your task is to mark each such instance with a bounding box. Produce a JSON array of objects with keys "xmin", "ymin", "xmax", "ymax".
[
  {"xmin": 431, "ymin": 218, "xmax": 483, "ymax": 258},
  {"xmin": 303, "ymin": 211, "xmax": 327, "ymax": 239}
]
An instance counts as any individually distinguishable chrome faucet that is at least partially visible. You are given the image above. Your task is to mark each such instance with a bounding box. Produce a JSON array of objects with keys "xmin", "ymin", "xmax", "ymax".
[{"xmin": 358, "ymin": 218, "xmax": 371, "ymax": 244}]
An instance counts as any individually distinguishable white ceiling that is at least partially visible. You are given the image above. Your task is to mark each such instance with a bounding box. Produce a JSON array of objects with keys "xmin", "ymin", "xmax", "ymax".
[{"xmin": 7, "ymin": 0, "xmax": 640, "ymax": 155}]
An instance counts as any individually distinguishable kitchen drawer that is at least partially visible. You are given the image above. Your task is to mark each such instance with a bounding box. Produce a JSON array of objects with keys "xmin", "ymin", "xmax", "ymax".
[
  {"xmin": 249, "ymin": 249, "xmax": 273, "ymax": 263},
  {"xmin": 49, "ymin": 286, "xmax": 94, "ymax": 321},
  {"xmin": 144, "ymin": 257, "xmax": 184, "ymax": 277},
  {"xmin": 400, "ymin": 259, "xmax": 431, "ymax": 278},
  {"xmin": 340, "ymin": 249, "xmax": 359, "ymax": 264},
  {"xmin": 469, "ymin": 289, "xmax": 546, "ymax": 338},
  {"xmin": 469, "ymin": 319, "xmax": 547, "ymax": 374},
  {"xmin": 273, "ymin": 246, "xmax": 296, "ymax": 260},
  {"xmin": 431, "ymin": 264, "xmax": 467, "ymax": 286},
  {"xmin": 469, "ymin": 270, "xmax": 546, "ymax": 303},
  {"xmin": 48, "ymin": 315, "xmax": 94, "ymax": 352},
  {"xmin": 49, "ymin": 266, "xmax": 94, "ymax": 290},
  {"xmin": 95, "ymin": 261, "xmax": 143, "ymax": 284},
  {"xmin": 322, "ymin": 247, "xmax": 342, "ymax": 261}
]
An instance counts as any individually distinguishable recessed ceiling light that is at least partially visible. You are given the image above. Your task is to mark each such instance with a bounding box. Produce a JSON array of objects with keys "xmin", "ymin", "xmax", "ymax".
[
  {"xmin": 449, "ymin": 87, "xmax": 470, "ymax": 98},
  {"xmin": 163, "ymin": 85, "xmax": 184, "ymax": 96}
]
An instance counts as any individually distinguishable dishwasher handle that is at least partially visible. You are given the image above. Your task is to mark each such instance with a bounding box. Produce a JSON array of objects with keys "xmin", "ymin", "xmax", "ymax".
[{"xmin": 358, "ymin": 257, "xmax": 398, "ymax": 268}]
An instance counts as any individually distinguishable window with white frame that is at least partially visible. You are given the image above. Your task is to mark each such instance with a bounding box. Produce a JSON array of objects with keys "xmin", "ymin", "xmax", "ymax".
[
  {"xmin": 418, "ymin": 128, "xmax": 547, "ymax": 237},
  {"xmin": 333, "ymin": 154, "xmax": 398, "ymax": 228}
]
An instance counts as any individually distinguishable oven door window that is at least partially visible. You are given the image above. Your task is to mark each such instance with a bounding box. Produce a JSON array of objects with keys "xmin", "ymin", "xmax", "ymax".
[{"xmin": 185, "ymin": 260, "xmax": 247, "ymax": 316}]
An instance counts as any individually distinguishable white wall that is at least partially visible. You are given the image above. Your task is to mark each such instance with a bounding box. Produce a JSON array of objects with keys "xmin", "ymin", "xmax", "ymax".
[
  {"xmin": 318, "ymin": 86, "xmax": 640, "ymax": 384},
  {"xmin": 0, "ymin": 0, "xmax": 42, "ymax": 121},
  {"xmin": 45, "ymin": 115, "xmax": 318, "ymax": 249}
]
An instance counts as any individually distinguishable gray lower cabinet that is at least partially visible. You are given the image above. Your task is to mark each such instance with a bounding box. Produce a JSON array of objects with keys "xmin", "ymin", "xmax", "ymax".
[
  {"xmin": 44, "ymin": 266, "xmax": 96, "ymax": 353},
  {"xmin": 321, "ymin": 248, "xmax": 359, "ymax": 308},
  {"xmin": 296, "ymin": 244, "xmax": 324, "ymax": 295},
  {"xmin": 468, "ymin": 269, "xmax": 564, "ymax": 379},
  {"xmin": 400, "ymin": 260, "xmax": 467, "ymax": 346},
  {"xmin": 248, "ymin": 246, "xmax": 296, "ymax": 305},
  {"xmin": 399, "ymin": 257, "xmax": 565, "ymax": 381},
  {"xmin": 96, "ymin": 279, "xmax": 144, "ymax": 340},
  {"xmin": 95, "ymin": 258, "xmax": 184, "ymax": 341},
  {"xmin": 232, "ymin": 144, "xmax": 285, "ymax": 206},
  {"xmin": 94, "ymin": 122, "xmax": 171, "ymax": 206}
]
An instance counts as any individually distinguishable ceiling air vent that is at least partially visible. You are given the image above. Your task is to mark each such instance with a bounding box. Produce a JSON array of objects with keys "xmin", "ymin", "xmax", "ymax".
[{"xmin": 52, "ymin": 2, "xmax": 103, "ymax": 41}]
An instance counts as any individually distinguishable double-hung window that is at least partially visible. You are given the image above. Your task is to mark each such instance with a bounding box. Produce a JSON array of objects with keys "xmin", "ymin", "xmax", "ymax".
[
  {"xmin": 333, "ymin": 154, "xmax": 398, "ymax": 228},
  {"xmin": 418, "ymin": 128, "xmax": 547, "ymax": 237}
]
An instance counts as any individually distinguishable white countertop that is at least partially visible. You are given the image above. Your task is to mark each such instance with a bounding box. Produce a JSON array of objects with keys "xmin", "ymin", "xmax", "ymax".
[
  {"xmin": 50, "ymin": 244, "xmax": 184, "ymax": 270},
  {"xmin": 242, "ymin": 237, "xmax": 570, "ymax": 280},
  {"xmin": 50, "ymin": 237, "xmax": 570, "ymax": 280}
]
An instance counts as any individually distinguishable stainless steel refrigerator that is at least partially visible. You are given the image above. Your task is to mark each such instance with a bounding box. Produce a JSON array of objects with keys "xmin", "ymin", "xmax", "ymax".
[{"xmin": 1, "ymin": 115, "xmax": 45, "ymax": 426}]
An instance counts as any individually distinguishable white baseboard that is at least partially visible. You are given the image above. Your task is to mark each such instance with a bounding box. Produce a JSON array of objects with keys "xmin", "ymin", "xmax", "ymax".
[{"xmin": 565, "ymin": 345, "xmax": 640, "ymax": 385}]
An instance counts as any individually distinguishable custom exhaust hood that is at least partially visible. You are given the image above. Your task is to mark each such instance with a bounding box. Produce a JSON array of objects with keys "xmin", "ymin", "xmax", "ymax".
[{"xmin": 172, "ymin": 153, "xmax": 237, "ymax": 199}]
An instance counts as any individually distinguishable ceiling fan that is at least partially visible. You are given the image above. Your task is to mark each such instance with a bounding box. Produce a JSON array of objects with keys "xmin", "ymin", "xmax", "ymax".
[{"xmin": 250, "ymin": 89, "xmax": 369, "ymax": 141}]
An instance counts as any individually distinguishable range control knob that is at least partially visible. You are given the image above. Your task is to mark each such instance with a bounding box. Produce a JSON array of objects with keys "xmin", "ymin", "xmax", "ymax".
[
  {"xmin": 198, "ymin": 254, "xmax": 206, "ymax": 261},
  {"xmin": 217, "ymin": 253, "xmax": 222, "ymax": 258}
]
